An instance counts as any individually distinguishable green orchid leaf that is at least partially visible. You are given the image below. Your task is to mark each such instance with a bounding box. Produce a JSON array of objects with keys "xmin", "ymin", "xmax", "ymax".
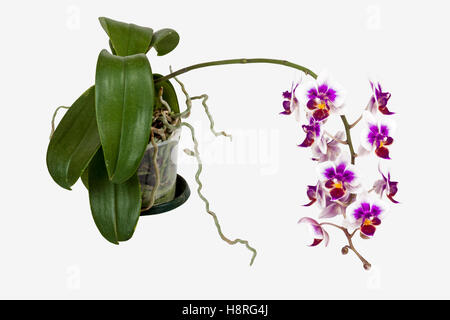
[
  {"xmin": 95, "ymin": 49, "xmax": 155, "ymax": 184},
  {"xmin": 150, "ymin": 28, "xmax": 179, "ymax": 56},
  {"xmin": 46, "ymin": 86, "xmax": 101, "ymax": 190},
  {"xmin": 99, "ymin": 17, "xmax": 153, "ymax": 56},
  {"xmin": 88, "ymin": 150, "xmax": 141, "ymax": 244},
  {"xmin": 153, "ymin": 73, "xmax": 180, "ymax": 114}
]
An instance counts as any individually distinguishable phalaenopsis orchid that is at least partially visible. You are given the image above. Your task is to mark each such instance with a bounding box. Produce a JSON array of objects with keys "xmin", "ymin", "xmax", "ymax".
[{"xmin": 282, "ymin": 73, "xmax": 399, "ymax": 270}]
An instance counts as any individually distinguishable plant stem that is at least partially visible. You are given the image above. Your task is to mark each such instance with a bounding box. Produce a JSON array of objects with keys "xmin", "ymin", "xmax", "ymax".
[
  {"xmin": 324, "ymin": 130, "xmax": 347, "ymax": 145},
  {"xmin": 155, "ymin": 58, "xmax": 317, "ymax": 84},
  {"xmin": 342, "ymin": 229, "xmax": 372, "ymax": 271},
  {"xmin": 158, "ymin": 58, "xmax": 356, "ymax": 165},
  {"xmin": 340, "ymin": 115, "xmax": 357, "ymax": 165},
  {"xmin": 349, "ymin": 114, "xmax": 363, "ymax": 129},
  {"xmin": 320, "ymin": 222, "xmax": 371, "ymax": 270}
]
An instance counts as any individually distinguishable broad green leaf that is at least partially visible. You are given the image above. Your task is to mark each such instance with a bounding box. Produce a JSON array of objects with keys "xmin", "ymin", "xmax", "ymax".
[
  {"xmin": 99, "ymin": 17, "xmax": 153, "ymax": 56},
  {"xmin": 153, "ymin": 73, "xmax": 180, "ymax": 114},
  {"xmin": 46, "ymin": 86, "xmax": 101, "ymax": 190},
  {"xmin": 95, "ymin": 49, "xmax": 155, "ymax": 184},
  {"xmin": 88, "ymin": 150, "xmax": 141, "ymax": 244},
  {"xmin": 150, "ymin": 28, "xmax": 179, "ymax": 56}
]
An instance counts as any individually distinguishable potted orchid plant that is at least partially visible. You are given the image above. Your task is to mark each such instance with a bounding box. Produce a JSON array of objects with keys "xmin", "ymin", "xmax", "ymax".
[{"xmin": 47, "ymin": 17, "xmax": 398, "ymax": 269}]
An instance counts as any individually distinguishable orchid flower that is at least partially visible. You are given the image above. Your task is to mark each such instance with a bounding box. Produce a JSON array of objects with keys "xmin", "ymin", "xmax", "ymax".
[
  {"xmin": 367, "ymin": 81, "xmax": 394, "ymax": 115},
  {"xmin": 373, "ymin": 165, "xmax": 399, "ymax": 203},
  {"xmin": 298, "ymin": 117, "xmax": 327, "ymax": 154},
  {"xmin": 298, "ymin": 217, "xmax": 329, "ymax": 247},
  {"xmin": 300, "ymin": 71, "xmax": 346, "ymax": 121},
  {"xmin": 280, "ymin": 82, "xmax": 301, "ymax": 121},
  {"xmin": 360, "ymin": 112, "xmax": 396, "ymax": 159},
  {"xmin": 303, "ymin": 183, "xmax": 325, "ymax": 207},
  {"xmin": 303, "ymin": 181, "xmax": 347, "ymax": 218},
  {"xmin": 311, "ymin": 131, "xmax": 344, "ymax": 162},
  {"xmin": 319, "ymin": 194, "xmax": 348, "ymax": 219},
  {"xmin": 317, "ymin": 160, "xmax": 360, "ymax": 200},
  {"xmin": 346, "ymin": 195, "xmax": 389, "ymax": 237}
]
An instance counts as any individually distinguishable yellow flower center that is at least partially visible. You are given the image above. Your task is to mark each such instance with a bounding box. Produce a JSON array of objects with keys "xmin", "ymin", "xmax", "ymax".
[
  {"xmin": 317, "ymin": 102, "xmax": 326, "ymax": 110},
  {"xmin": 379, "ymin": 141, "xmax": 384, "ymax": 148},
  {"xmin": 363, "ymin": 219, "xmax": 372, "ymax": 226},
  {"xmin": 333, "ymin": 182, "xmax": 343, "ymax": 189}
]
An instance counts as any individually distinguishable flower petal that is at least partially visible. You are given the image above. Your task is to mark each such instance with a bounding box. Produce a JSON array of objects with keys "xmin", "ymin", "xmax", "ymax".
[
  {"xmin": 379, "ymin": 117, "xmax": 396, "ymax": 136},
  {"xmin": 379, "ymin": 105, "xmax": 395, "ymax": 115},
  {"xmin": 298, "ymin": 217, "xmax": 329, "ymax": 247},
  {"xmin": 319, "ymin": 202, "xmax": 345, "ymax": 219},
  {"xmin": 360, "ymin": 126, "xmax": 375, "ymax": 152},
  {"xmin": 361, "ymin": 224, "xmax": 376, "ymax": 237},
  {"xmin": 317, "ymin": 135, "xmax": 328, "ymax": 154},
  {"xmin": 375, "ymin": 146, "xmax": 391, "ymax": 159},
  {"xmin": 330, "ymin": 187, "xmax": 346, "ymax": 200},
  {"xmin": 317, "ymin": 161, "xmax": 336, "ymax": 180},
  {"xmin": 357, "ymin": 145, "xmax": 371, "ymax": 157},
  {"xmin": 312, "ymin": 108, "xmax": 329, "ymax": 121},
  {"xmin": 387, "ymin": 194, "xmax": 400, "ymax": 204}
]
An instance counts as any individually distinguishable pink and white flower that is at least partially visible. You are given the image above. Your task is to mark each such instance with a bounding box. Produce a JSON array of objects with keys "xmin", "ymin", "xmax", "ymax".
[
  {"xmin": 311, "ymin": 131, "xmax": 344, "ymax": 162},
  {"xmin": 298, "ymin": 217, "xmax": 329, "ymax": 247},
  {"xmin": 346, "ymin": 195, "xmax": 389, "ymax": 237},
  {"xmin": 280, "ymin": 82, "xmax": 301, "ymax": 121},
  {"xmin": 298, "ymin": 117, "xmax": 327, "ymax": 153},
  {"xmin": 373, "ymin": 165, "xmax": 399, "ymax": 203},
  {"xmin": 302, "ymin": 182, "xmax": 347, "ymax": 218},
  {"xmin": 303, "ymin": 183, "xmax": 326, "ymax": 207},
  {"xmin": 360, "ymin": 112, "xmax": 396, "ymax": 159},
  {"xmin": 317, "ymin": 159, "xmax": 360, "ymax": 200},
  {"xmin": 319, "ymin": 194, "xmax": 348, "ymax": 219},
  {"xmin": 300, "ymin": 71, "xmax": 346, "ymax": 122},
  {"xmin": 367, "ymin": 81, "xmax": 394, "ymax": 115}
]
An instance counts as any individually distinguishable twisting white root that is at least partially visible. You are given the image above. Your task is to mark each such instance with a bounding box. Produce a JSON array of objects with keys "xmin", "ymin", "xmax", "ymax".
[
  {"xmin": 191, "ymin": 95, "xmax": 232, "ymax": 141},
  {"xmin": 182, "ymin": 122, "xmax": 257, "ymax": 266},
  {"xmin": 50, "ymin": 106, "xmax": 70, "ymax": 139},
  {"xmin": 141, "ymin": 133, "xmax": 160, "ymax": 212},
  {"xmin": 160, "ymin": 76, "xmax": 257, "ymax": 265}
]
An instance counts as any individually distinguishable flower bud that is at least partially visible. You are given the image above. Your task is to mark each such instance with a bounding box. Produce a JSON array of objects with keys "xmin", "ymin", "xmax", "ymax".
[
  {"xmin": 360, "ymin": 232, "xmax": 370, "ymax": 240},
  {"xmin": 363, "ymin": 263, "xmax": 372, "ymax": 271},
  {"xmin": 341, "ymin": 247, "xmax": 349, "ymax": 255}
]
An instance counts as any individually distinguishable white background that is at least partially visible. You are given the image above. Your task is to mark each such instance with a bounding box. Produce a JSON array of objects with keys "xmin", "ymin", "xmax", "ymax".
[{"xmin": 0, "ymin": 0, "xmax": 448, "ymax": 299}]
